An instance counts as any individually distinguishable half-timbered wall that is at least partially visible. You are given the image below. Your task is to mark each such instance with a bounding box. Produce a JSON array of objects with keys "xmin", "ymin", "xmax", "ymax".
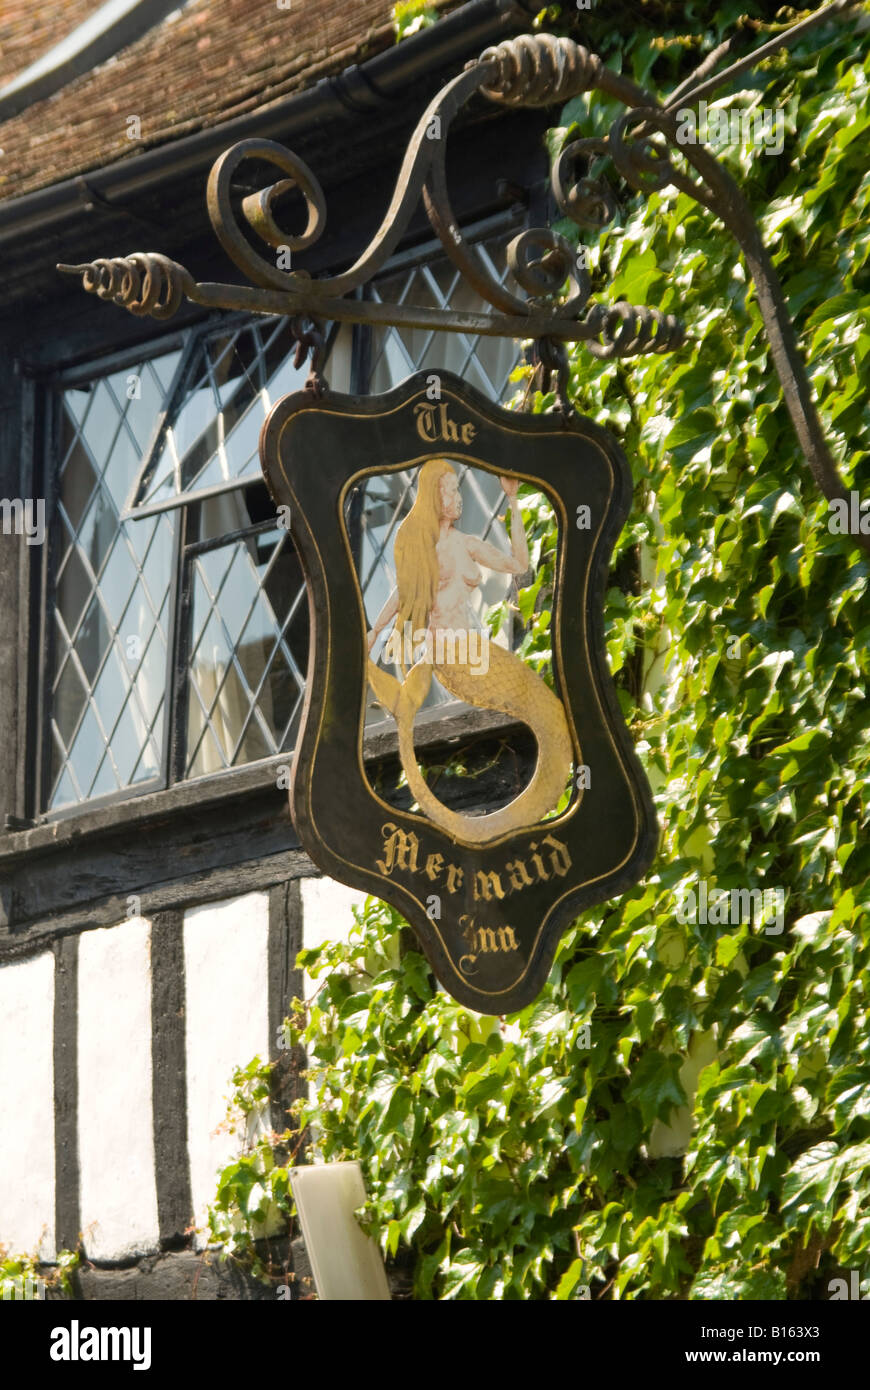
[{"xmin": 0, "ymin": 877, "xmax": 366, "ymax": 1268}]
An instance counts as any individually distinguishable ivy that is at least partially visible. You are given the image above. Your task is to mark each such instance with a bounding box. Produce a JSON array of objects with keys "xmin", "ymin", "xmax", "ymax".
[
  {"xmin": 205, "ymin": 1057, "xmax": 298, "ymax": 1281},
  {"xmin": 0, "ymin": 1246, "xmax": 79, "ymax": 1299},
  {"xmin": 215, "ymin": 5, "xmax": 870, "ymax": 1300},
  {"xmin": 392, "ymin": 1, "xmax": 439, "ymax": 42}
]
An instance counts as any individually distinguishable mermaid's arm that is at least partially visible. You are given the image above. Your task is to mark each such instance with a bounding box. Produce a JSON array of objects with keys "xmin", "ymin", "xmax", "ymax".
[
  {"xmin": 367, "ymin": 587, "xmax": 399, "ymax": 651},
  {"xmin": 466, "ymin": 495, "xmax": 530, "ymax": 576}
]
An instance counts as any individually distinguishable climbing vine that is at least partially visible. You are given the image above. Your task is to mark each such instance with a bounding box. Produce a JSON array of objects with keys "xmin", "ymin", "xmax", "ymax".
[
  {"xmin": 0, "ymin": 1247, "xmax": 79, "ymax": 1300},
  {"xmin": 392, "ymin": 1, "xmax": 440, "ymax": 42},
  {"xmin": 205, "ymin": 1057, "xmax": 297, "ymax": 1281},
  {"xmin": 214, "ymin": 1, "xmax": 870, "ymax": 1300}
]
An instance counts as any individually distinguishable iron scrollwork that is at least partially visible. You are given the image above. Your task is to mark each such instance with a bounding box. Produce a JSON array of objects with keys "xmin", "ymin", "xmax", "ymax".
[
  {"xmin": 58, "ymin": 8, "xmax": 867, "ymax": 546},
  {"xmin": 58, "ymin": 32, "xmax": 685, "ymax": 360}
]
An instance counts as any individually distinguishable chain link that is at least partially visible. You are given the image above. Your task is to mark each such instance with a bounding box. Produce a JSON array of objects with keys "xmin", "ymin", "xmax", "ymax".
[
  {"xmin": 527, "ymin": 336, "xmax": 574, "ymax": 419},
  {"xmin": 290, "ymin": 316, "xmax": 328, "ymax": 397}
]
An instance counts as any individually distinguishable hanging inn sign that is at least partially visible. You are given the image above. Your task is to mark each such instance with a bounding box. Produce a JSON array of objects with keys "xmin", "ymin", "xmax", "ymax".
[
  {"xmin": 260, "ymin": 370, "xmax": 656, "ymax": 1012},
  {"xmin": 60, "ymin": 14, "xmax": 865, "ymax": 1012}
]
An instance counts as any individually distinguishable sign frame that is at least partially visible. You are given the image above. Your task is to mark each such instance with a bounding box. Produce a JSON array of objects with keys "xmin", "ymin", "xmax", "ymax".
[{"xmin": 261, "ymin": 369, "xmax": 658, "ymax": 1013}]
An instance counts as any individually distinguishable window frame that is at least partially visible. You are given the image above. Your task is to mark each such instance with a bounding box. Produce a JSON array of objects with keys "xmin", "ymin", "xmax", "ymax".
[
  {"xmin": 32, "ymin": 205, "xmax": 531, "ymax": 827},
  {"xmin": 38, "ymin": 330, "xmax": 187, "ymax": 821},
  {"xmin": 38, "ymin": 312, "xmax": 336, "ymax": 820}
]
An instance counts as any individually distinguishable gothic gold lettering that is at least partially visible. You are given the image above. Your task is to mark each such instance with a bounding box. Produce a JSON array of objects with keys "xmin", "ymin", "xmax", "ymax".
[
  {"xmin": 441, "ymin": 404, "xmax": 459, "ymax": 442},
  {"xmin": 372, "ymin": 828, "xmax": 573, "ymax": 909},
  {"xmin": 425, "ymin": 852, "xmax": 444, "ymax": 882},
  {"xmin": 446, "ymin": 863, "xmax": 464, "ymax": 893},
  {"xmin": 413, "ymin": 400, "xmax": 476, "ymax": 447},
  {"xmin": 413, "ymin": 401, "xmax": 437, "ymax": 443},
  {"xmin": 505, "ymin": 858, "xmax": 535, "ymax": 892},
  {"xmin": 473, "ymin": 869, "xmax": 505, "ymax": 902},
  {"xmin": 528, "ymin": 841, "xmax": 550, "ymax": 883},
  {"xmin": 377, "ymin": 822, "xmax": 420, "ymax": 875},
  {"xmin": 541, "ymin": 834, "xmax": 572, "ymax": 877},
  {"xmin": 456, "ymin": 915, "xmax": 520, "ymax": 969}
]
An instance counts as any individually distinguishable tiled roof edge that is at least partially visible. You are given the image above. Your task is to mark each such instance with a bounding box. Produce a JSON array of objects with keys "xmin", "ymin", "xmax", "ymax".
[
  {"xmin": 0, "ymin": 0, "xmax": 538, "ymax": 246},
  {"xmin": 0, "ymin": 0, "xmax": 184, "ymax": 122}
]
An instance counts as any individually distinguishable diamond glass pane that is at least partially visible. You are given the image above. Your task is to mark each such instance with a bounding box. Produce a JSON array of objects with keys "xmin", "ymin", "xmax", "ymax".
[
  {"xmin": 137, "ymin": 319, "xmax": 312, "ymax": 510},
  {"xmin": 369, "ymin": 238, "xmax": 522, "ymax": 402},
  {"xmin": 185, "ymin": 526, "xmax": 307, "ymax": 779},
  {"xmin": 48, "ymin": 353, "xmax": 178, "ymax": 811}
]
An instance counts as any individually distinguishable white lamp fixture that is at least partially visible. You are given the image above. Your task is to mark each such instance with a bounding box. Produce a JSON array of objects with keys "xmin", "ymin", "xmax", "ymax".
[{"xmin": 289, "ymin": 1161, "xmax": 391, "ymax": 1301}]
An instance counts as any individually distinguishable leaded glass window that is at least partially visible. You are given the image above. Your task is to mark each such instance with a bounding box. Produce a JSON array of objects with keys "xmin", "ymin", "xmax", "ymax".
[
  {"xmin": 51, "ymin": 359, "xmax": 178, "ymax": 809},
  {"xmin": 42, "ymin": 222, "xmax": 527, "ymax": 816},
  {"xmin": 184, "ymin": 505, "xmax": 308, "ymax": 779},
  {"xmin": 368, "ymin": 238, "xmax": 521, "ymax": 402},
  {"xmin": 129, "ymin": 316, "xmax": 319, "ymax": 517},
  {"xmin": 46, "ymin": 317, "xmax": 319, "ymax": 814}
]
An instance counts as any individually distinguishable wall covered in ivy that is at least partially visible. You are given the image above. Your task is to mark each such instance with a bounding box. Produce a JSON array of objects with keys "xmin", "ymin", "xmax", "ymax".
[{"xmin": 226, "ymin": 2, "xmax": 870, "ymax": 1300}]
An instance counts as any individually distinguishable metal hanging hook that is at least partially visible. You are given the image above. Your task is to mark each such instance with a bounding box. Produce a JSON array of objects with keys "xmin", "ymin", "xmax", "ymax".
[
  {"xmin": 290, "ymin": 316, "xmax": 327, "ymax": 396},
  {"xmin": 529, "ymin": 336, "xmax": 574, "ymax": 420}
]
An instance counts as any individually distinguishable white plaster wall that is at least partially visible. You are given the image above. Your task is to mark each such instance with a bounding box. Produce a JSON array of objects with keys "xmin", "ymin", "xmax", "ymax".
[
  {"xmin": 648, "ymin": 1028, "xmax": 719, "ymax": 1159},
  {"xmin": 299, "ymin": 878, "xmax": 368, "ymax": 1000},
  {"xmin": 184, "ymin": 892, "xmax": 270, "ymax": 1246},
  {"xmin": 0, "ymin": 952, "xmax": 55, "ymax": 1259},
  {"xmin": 298, "ymin": 879, "xmax": 369, "ymax": 1136},
  {"xmin": 78, "ymin": 917, "xmax": 159, "ymax": 1260}
]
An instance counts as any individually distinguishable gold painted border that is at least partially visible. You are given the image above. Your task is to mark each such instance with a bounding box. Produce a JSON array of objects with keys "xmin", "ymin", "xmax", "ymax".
[{"xmin": 339, "ymin": 451, "xmax": 583, "ymax": 835}]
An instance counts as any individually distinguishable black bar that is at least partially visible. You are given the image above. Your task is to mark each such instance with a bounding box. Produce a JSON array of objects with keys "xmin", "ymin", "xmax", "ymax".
[
  {"xmin": 53, "ymin": 932, "xmax": 80, "ymax": 1253},
  {"xmin": 268, "ymin": 879, "xmax": 305, "ymax": 1142},
  {"xmin": 150, "ymin": 910, "xmax": 193, "ymax": 1248}
]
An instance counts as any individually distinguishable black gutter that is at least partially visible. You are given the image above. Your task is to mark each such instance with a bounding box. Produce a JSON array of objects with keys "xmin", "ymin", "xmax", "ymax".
[{"xmin": 0, "ymin": 0, "xmax": 540, "ymax": 247}]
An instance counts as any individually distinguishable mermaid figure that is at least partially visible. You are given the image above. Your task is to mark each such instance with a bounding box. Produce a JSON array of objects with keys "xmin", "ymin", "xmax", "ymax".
[{"xmin": 366, "ymin": 458, "xmax": 574, "ymax": 845}]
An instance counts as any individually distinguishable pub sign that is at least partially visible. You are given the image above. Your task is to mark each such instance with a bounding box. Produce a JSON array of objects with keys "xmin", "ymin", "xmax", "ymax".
[{"xmin": 261, "ymin": 370, "xmax": 658, "ymax": 1014}]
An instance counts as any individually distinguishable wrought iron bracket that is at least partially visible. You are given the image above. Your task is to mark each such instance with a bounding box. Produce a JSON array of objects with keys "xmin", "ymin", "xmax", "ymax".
[{"xmin": 57, "ymin": 4, "xmax": 868, "ymax": 550}]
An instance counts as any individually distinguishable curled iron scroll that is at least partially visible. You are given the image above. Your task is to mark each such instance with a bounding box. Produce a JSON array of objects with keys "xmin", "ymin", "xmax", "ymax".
[
  {"xmin": 199, "ymin": 34, "xmax": 636, "ymax": 321},
  {"xmin": 56, "ymin": 20, "xmax": 868, "ymax": 547},
  {"xmin": 567, "ymin": 100, "xmax": 862, "ymax": 524}
]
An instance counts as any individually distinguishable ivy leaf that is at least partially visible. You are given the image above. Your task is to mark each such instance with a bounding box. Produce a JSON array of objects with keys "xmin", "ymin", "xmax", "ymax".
[
  {"xmin": 626, "ymin": 1050, "xmax": 688, "ymax": 1128},
  {"xmin": 781, "ymin": 1142, "xmax": 842, "ymax": 1215},
  {"xmin": 554, "ymin": 1259, "xmax": 588, "ymax": 1300}
]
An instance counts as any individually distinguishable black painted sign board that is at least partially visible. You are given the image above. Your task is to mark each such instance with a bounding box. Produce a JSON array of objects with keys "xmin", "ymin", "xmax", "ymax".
[{"xmin": 261, "ymin": 371, "xmax": 657, "ymax": 1014}]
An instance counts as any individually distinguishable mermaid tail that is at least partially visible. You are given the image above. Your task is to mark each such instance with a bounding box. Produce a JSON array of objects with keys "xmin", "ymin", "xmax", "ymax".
[{"xmin": 367, "ymin": 641, "xmax": 574, "ymax": 846}]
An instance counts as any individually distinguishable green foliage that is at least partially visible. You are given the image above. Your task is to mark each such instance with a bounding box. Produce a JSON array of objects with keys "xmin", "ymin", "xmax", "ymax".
[
  {"xmin": 393, "ymin": 1, "xmax": 439, "ymax": 41},
  {"xmin": 220, "ymin": 7, "xmax": 870, "ymax": 1299},
  {"xmin": 205, "ymin": 1056, "xmax": 296, "ymax": 1278},
  {"xmin": 491, "ymin": 482, "xmax": 562, "ymax": 686},
  {"xmin": 0, "ymin": 1246, "xmax": 79, "ymax": 1299}
]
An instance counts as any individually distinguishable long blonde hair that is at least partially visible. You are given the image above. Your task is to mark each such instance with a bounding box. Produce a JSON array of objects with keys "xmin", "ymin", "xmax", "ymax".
[{"xmin": 394, "ymin": 458, "xmax": 455, "ymax": 635}]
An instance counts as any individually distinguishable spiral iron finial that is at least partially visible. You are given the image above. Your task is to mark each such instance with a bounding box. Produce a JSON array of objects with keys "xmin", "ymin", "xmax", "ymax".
[
  {"xmin": 477, "ymin": 35, "xmax": 602, "ymax": 107},
  {"xmin": 585, "ymin": 303, "xmax": 686, "ymax": 360},
  {"xmin": 58, "ymin": 253, "xmax": 192, "ymax": 319}
]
